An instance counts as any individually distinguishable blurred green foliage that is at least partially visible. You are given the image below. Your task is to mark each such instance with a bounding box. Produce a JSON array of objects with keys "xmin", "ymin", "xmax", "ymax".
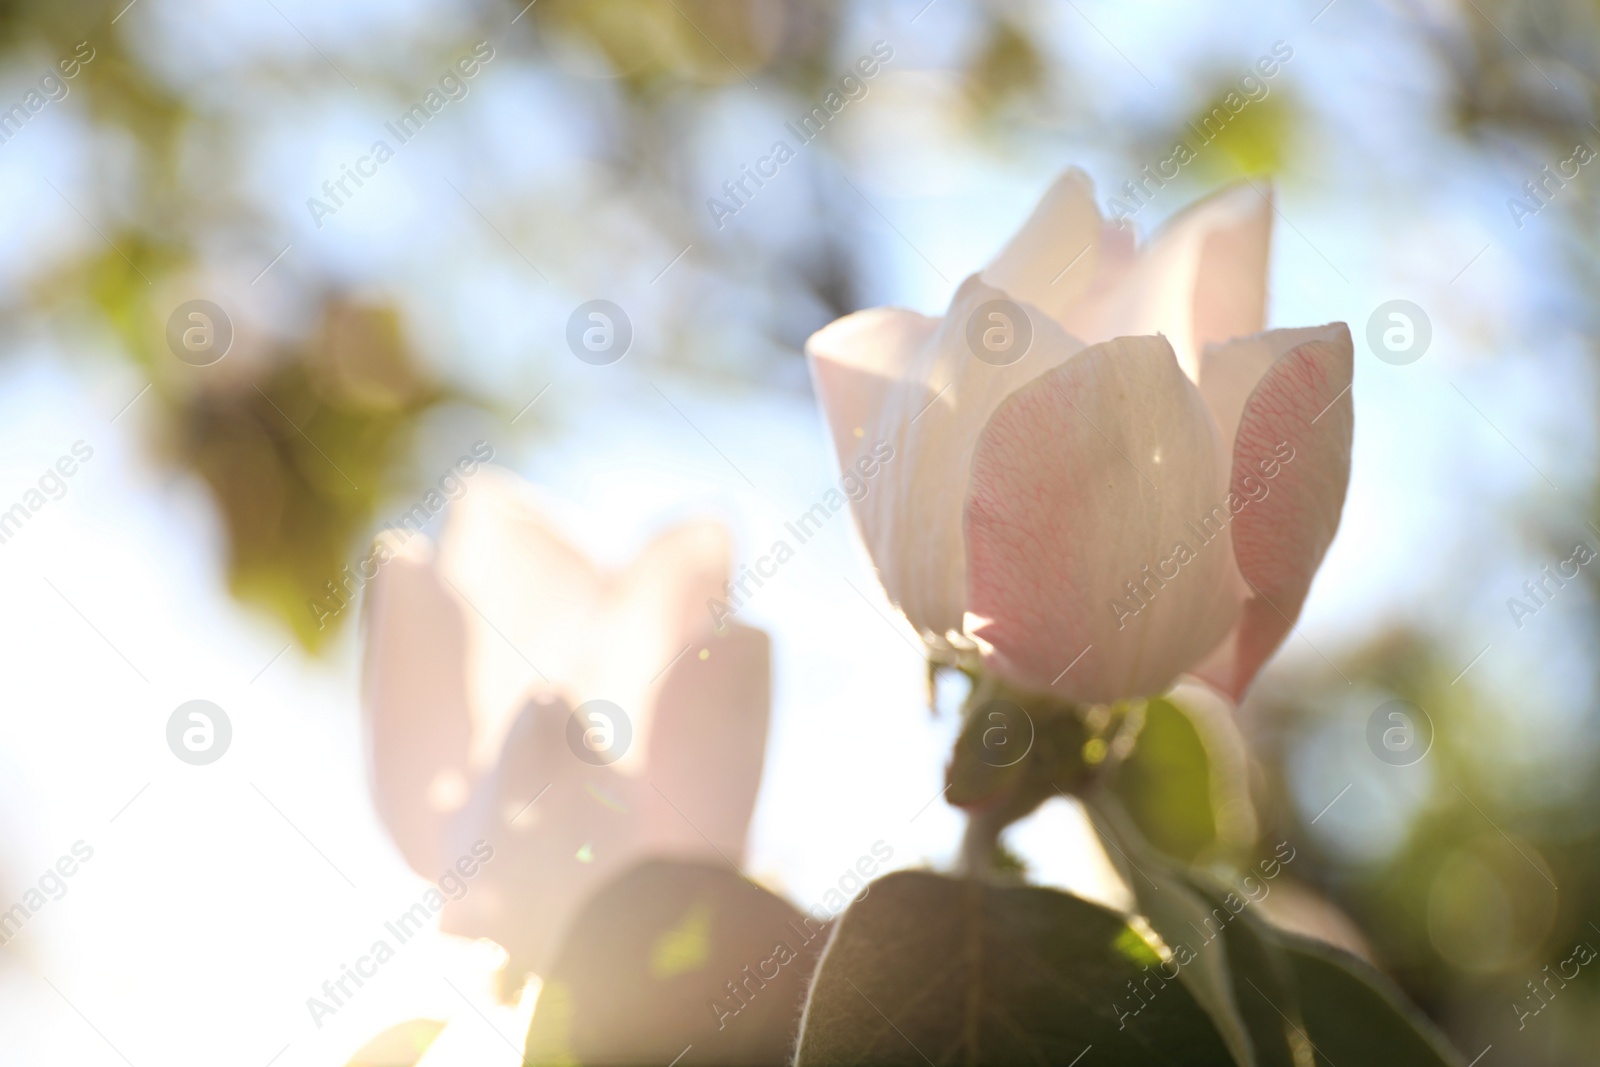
[
  {"xmin": 0, "ymin": 0, "xmax": 1083, "ymax": 651},
  {"xmin": 1254, "ymin": 627, "xmax": 1600, "ymax": 1051},
  {"xmin": 1238, "ymin": 3, "xmax": 1600, "ymax": 1059},
  {"xmin": 539, "ymin": 0, "xmax": 799, "ymax": 91},
  {"xmin": 965, "ymin": 17, "xmax": 1047, "ymax": 118},
  {"xmin": 0, "ymin": 0, "xmax": 462, "ymax": 650},
  {"xmin": 1185, "ymin": 86, "xmax": 1292, "ymax": 178},
  {"xmin": 174, "ymin": 304, "xmax": 451, "ymax": 650}
]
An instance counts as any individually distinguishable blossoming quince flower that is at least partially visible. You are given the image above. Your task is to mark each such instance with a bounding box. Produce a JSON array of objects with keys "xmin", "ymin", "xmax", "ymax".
[
  {"xmin": 807, "ymin": 169, "xmax": 1353, "ymax": 704},
  {"xmin": 361, "ymin": 468, "xmax": 770, "ymax": 974}
]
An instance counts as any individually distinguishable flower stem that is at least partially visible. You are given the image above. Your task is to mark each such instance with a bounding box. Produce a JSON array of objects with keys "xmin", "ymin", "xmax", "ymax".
[{"xmin": 958, "ymin": 807, "xmax": 1008, "ymax": 877}]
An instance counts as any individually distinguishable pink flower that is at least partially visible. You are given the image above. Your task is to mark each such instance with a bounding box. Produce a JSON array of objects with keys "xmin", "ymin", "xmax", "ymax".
[
  {"xmin": 361, "ymin": 468, "xmax": 770, "ymax": 974},
  {"xmin": 807, "ymin": 169, "xmax": 1352, "ymax": 704}
]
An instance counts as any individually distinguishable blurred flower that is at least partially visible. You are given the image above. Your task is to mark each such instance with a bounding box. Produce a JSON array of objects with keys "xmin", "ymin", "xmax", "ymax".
[
  {"xmin": 361, "ymin": 468, "xmax": 770, "ymax": 978},
  {"xmin": 807, "ymin": 168, "xmax": 1353, "ymax": 704}
]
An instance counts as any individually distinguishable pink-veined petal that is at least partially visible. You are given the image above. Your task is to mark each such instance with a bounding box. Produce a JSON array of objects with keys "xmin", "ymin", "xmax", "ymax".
[
  {"xmin": 964, "ymin": 335, "xmax": 1240, "ymax": 703},
  {"xmin": 1193, "ymin": 327, "xmax": 1354, "ymax": 701},
  {"xmin": 1198, "ymin": 323, "xmax": 1349, "ymax": 459}
]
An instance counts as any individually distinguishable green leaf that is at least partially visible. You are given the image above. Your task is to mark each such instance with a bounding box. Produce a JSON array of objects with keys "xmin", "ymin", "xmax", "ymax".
[
  {"xmin": 796, "ymin": 869, "xmax": 1237, "ymax": 1066},
  {"xmin": 1085, "ymin": 799, "xmax": 1258, "ymax": 1067},
  {"xmin": 1180, "ymin": 878, "xmax": 1307, "ymax": 1067},
  {"xmin": 1111, "ymin": 696, "xmax": 1218, "ymax": 863},
  {"xmin": 1086, "ymin": 796, "xmax": 1464, "ymax": 1067},
  {"xmin": 1275, "ymin": 933, "xmax": 1465, "ymax": 1067},
  {"xmin": 524, "ymin": 859, "xmax": 828, "ymax": 1066}
]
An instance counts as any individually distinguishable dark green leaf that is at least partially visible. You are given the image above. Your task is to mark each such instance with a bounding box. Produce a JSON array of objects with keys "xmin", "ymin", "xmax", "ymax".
[
  {"xmin": 524, "ymin": 859, "xmax": 828, "ymax": 1066},
  {"xmin": 1084, "ymin": 799, "xmax": 1256, "ymax": 1066},
  {"xmin": 796, "ymin": 869, "xmax": 1236, "ymax": 1066},
  {"xmin": 1181, "ymin": 879, "xmax": 1305, "ymax": 1067},
  {"xmin": 1086, "ymin": 796, "xmax": 1462, "ymax": 1067},
  {"xmin": 1277, "ymin": 933, "xmax": 1465, "ymax": 1067}
]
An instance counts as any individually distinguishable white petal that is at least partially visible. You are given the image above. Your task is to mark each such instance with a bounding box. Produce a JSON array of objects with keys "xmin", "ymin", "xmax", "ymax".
[
  {"xmin": 360, "ymin": 534, "xmax": 473, "ymax": 878},
  {"xmin": 979, "ymin": 168, "xmax": 1111, "ymax": 323},
  {"xmin": 1063, "ymin": 183, "xmax": 1272, "ymax": 379},
  {"xmin": 436, "ymin": 469, "xmax": 604, "ymax": 770},
  {"xmin": 807, "ymin": 306, "xmax": 940, "ymax": 472},
  {"xmin": 641, "ymin": 622, "xmax": 770, "ymax": 859},
  {"xmin": 436, "ymin": 468, "xmax": 731, "ymax": 771},
  {"xmin": 855, "ymin": 276, "xmax": 1085, "ymax": 638}
]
